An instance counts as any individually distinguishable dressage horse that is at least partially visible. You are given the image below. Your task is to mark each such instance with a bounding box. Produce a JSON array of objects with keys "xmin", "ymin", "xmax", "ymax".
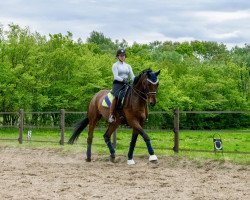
[{"xmin": 68, "ymin": 69, "xmax": 160, "ymax": 165}]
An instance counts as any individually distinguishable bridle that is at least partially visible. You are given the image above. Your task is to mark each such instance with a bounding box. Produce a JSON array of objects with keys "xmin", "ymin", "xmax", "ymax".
[
  {"xmin": 146, "ymin": 78, "xmax": 159, "ymax": 96},
  {"xmin": 132, "ymin": 78, "xmax": 159, "ymax": 102}
]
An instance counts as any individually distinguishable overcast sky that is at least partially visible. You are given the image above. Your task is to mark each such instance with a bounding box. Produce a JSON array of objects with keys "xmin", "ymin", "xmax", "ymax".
[{"xmin": 0, "ymin": 0, "xmax": 250, "ymax": 48}]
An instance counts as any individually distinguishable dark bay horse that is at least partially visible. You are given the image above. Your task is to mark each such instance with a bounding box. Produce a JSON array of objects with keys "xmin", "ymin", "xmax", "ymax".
[{"xmin": 68, "ymin": 69, "xmax": 160, "ymax": 165}]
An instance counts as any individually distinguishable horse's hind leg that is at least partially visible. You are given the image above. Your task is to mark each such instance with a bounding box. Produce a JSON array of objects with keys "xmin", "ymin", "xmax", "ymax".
[
  {"xmin": 86, "ymin": 124, "xmax": 94, "ymax": 162},
  {"xmin": 86, "ymin": 117, "xmax": 100, "ymax": 162}
]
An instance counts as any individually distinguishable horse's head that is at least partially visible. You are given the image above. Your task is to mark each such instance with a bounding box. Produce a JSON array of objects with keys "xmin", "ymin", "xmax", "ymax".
[{"xmin": 133, "ymin": 69, "xmax": 160, "ymax": 106}]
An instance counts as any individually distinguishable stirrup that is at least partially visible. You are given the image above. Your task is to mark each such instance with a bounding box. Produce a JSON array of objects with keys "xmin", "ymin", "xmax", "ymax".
[{"xmin": 108, "ymin": 114, "xmax": 115, "ymax": 123}]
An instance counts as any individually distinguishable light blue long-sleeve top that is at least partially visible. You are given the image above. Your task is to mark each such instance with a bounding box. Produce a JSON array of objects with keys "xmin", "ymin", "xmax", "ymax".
[{"xmin": 112, "ymin": 61, "xmax": 135, "ymax": 82}]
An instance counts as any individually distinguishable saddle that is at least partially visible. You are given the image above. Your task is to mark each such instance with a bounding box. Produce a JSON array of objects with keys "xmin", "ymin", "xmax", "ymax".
[{"xmin": 102, "ymin": 85, "xmax": 129, "ymax": 109}]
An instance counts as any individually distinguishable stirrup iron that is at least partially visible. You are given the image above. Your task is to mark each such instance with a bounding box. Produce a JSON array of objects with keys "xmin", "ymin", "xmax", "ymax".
[{"xmin": 108, "ymin": 114, "xmax": 115, "ymax": 123}]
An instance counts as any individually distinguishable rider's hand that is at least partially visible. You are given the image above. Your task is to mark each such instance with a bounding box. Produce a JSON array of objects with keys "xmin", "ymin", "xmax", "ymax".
[{"xmin": 123, "ymin": 78, "xmax": 128, "ymax": 84}]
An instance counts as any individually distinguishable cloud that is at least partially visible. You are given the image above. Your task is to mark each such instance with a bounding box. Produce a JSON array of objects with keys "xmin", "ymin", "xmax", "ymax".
[
  {"xmin": 195, "ymin": 10, "xmax": 250, "ymax": 23},
  {"xmin": 0, "ymin": 0, "xmax": 249, "ymax": 48}
]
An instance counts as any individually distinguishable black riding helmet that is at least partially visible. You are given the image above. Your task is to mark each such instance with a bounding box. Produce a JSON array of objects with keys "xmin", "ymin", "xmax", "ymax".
[{"xmin": 116, "ymin": 48, "xmax": 126, "ymax": 57}]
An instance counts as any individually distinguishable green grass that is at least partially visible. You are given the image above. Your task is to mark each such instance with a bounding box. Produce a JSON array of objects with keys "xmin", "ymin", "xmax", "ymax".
[{"xmin": 0, "ymin": 128, "xmax": 249, "ymax": 165}]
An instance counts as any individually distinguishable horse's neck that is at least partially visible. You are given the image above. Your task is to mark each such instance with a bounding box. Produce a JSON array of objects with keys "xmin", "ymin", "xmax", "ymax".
[{"xmin": 125, "ymin": 85, "xmax": 147, "ymax": 109}]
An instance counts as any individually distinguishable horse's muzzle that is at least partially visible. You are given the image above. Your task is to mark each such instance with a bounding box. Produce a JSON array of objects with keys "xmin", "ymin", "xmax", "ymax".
[
  {"xmin": 150, "ymin": 101, "xmax": 156, "ymax": 106},
  {"xmin": 148, "ymin": 96, "xmax": 157, "ymax": 106}
]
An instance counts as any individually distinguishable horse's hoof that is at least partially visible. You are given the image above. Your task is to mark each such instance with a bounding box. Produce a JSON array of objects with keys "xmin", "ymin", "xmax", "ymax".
[
  {"xmin": 149, "ymin": 155, "xmax": 158, "ymax": 162},
  {"xmin": 109, "ymin": 155, "xmax": 116, "ymax": 163},
  {"xmin": 127, "ymin": 159, "xmax": 135, "ymax": 165},
  {"xmin": 86, "ymin": 158, "xmax": 91, "ymax": 162}
]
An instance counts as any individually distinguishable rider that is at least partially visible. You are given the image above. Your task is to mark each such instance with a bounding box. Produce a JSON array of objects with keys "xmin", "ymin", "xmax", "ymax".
[{"xmin": 108, "ymin": 48, "xmax": 135, "ymax": 123}]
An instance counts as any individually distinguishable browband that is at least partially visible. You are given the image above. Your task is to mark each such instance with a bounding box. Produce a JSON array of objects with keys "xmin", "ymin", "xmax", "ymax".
[{"xmin": 147, "ymin": 78, "xmax": 159, "ymax": 85}]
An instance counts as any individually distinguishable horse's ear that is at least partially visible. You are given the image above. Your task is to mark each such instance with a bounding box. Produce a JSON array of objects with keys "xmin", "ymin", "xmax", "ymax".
[
  {"xmin": 155, "ymin": 70, "xmax": 161, "ymax": 76},
  {"xmin": 145, "ymin": 68, "xmax": 152, "ymax": 75}
]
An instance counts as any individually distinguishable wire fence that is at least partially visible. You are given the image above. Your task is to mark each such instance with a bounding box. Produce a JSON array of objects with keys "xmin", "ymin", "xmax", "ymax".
[{"xmin": 0, "ymin": 109, "xmax": 249, "ymax": 154}]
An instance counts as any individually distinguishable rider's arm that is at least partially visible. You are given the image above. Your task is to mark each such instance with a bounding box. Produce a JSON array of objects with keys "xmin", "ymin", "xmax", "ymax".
[
  {"xmin": 128, "ymin": 65, "xmax": 135, "ymax": 81},
  {"xmin": 112, "ymin": 64, "xmax": 123, "ymax": 82}
]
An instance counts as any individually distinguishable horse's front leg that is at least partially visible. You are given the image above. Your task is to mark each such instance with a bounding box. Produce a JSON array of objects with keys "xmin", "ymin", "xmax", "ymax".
[
  {"xmin": 127, "ymin": 129, "xmax": 138, "ymax": 165},
  {"xmin": 139, "ymin": 129, "xmax": 158, "ymax": 162},
  {"xmin": 127, "ymin": 118, "xmax": 158, "ymax": 162},
  {"xmin": 103, "ymin": 123, "xmax": 119, "ymax": 162},
  {"xmin": 103, "ymin": 132, "xmax": 115, "ymax": 162}
]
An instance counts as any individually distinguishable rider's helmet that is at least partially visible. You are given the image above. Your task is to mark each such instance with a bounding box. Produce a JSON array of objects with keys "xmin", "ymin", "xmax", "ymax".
[{"xmin": 116, "ymin": 48, "xmax": 126, "ymax": 57}]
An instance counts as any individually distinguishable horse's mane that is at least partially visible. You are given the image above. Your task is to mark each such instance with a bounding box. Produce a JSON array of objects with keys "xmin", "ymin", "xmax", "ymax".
[{"xmin": 133, "ymin": 68, "xmax": 152, "ymax": 86}]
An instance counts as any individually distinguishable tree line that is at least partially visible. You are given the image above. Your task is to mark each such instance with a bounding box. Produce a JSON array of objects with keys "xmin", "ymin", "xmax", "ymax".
[{"xmin": 0, "ymin": 24, "xmax": 249, "ymax": 128}]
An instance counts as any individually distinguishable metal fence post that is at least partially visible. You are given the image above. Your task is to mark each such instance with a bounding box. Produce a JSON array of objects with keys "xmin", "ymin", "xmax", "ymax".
[
  {"xmin": 60, "ymin": 109, "xmax": 65, "ymax": 145},
  {"xmin": 18, "ymin": 109, "xmax": 24, "ymax": 144},
  {"xmin": 173, "ymin": 108, "xmax": 179, "ymax": 153}
]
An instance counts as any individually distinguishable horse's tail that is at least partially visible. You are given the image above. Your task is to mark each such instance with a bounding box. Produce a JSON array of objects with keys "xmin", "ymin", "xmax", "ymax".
[{"xmin": 68, "ymin": 117, "xmax": 89, "ymax": 144}]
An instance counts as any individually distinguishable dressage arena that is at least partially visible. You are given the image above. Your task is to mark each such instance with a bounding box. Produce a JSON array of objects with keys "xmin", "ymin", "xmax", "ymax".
[{"xmin": 0, "ymin": 147, "xmax": 249, "ymax": 200}]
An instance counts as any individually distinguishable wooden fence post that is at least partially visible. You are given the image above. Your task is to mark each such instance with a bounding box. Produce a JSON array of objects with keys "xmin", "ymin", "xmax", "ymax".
[
  {"xmin": 18, "ymin": 109, "xmax": 24, "ymax": 144},
  {"xmin": 60, "ymin": 109, "xmax": 65, "ymax": 145},
  {"xmin": 173, "ymin": 108, "xmax": 179, "ymax": 153}
]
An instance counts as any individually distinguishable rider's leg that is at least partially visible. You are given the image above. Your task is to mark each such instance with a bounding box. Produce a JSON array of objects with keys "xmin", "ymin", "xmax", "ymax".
[{"xmin": 108, "ymin": 98, "xmax": 117, "ymax": 123}]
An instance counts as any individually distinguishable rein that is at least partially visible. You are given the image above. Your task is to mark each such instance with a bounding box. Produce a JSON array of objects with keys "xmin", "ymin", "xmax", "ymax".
[{"xmin": 132, "ymin": 87, "xmax": 148, "ymax": 102}]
